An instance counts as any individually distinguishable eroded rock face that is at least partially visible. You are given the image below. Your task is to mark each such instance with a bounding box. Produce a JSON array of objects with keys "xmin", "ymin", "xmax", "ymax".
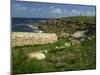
[{"xmin": 28, "ymin": 52, "xmax": 46, "ymax": 60}]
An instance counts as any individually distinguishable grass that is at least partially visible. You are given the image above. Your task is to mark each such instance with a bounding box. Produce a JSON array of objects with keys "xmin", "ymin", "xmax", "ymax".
[
  {"xmin": 61, "ymin": 16, "xmax": 96, "ymax": 24},
  {"xmin": 12, "ymin": 37, "xmax": 96, "ymax": 75}
]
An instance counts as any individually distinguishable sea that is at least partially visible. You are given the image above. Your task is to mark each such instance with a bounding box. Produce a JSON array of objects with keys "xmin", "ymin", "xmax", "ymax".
[{"xmin": 12, "ymin": 18, "xmax": 50, "ymax": 32}]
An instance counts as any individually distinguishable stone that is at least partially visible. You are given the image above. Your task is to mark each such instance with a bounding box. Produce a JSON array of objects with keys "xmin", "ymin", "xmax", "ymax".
[
  {"xmin": 60, "ymin": 33, "xmax": 70, "ymax": 38},
  {"xmin": 12, "ymin": 32, "xmax": 58, "ymax": 47},
  {"xmin": 40, "ymin": 50, "xmax": 48, "ymax": 54},
  {"xmin": 55, "ymin": 46, "xmax": 59, "ymax": 49},
  {"xmin": 71, "ymin": 31, "xmax": 85, "ymax": 38},
  {"xmin": 80, "ymin": 38, "xmax": 85, "ymax": 41},
  {"xmin": 64, "ymin": 42, "xmax": 71, "ymax": 47},
  {"xmin": 71, "ymin": 39, "xmax": 81, "ymax": 44},
  {"xmin": 28, "ymin": 52, "xmax": 46, "ymax": 60}
]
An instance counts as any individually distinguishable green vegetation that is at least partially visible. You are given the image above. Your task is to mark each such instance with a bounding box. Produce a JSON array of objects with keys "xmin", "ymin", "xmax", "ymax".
[
  {"xmin": 12, "ymin": 16, "xmax": 96, "ymax": 74},
  {"xmin": 12, "ymin": 37, "xmax": 96, "ymax": 74},
  {"xmin": 61, "ymin": 16, "xmax": 96, "ymax": 24},
  {"xmin": 38, "ymin": 16, "xmax": 96, "ymax": 34}
]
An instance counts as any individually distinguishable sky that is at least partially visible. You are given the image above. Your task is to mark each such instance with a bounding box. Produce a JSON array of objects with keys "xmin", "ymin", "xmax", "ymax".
[{"xmin": 12, "ymin": 0, "xmax": 96, "ymax": 18}]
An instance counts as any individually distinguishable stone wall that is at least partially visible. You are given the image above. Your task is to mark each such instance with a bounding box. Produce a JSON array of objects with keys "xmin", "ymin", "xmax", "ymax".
[{"xmin": 12, "ymin": 32, "xmax": 58, "ymax": 47}]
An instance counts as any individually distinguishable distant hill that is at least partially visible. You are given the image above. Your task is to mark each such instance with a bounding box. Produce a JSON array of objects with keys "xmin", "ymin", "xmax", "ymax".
[{"xmin": 61, "ymin": 16, "xmax": 96, "ymax": 24}]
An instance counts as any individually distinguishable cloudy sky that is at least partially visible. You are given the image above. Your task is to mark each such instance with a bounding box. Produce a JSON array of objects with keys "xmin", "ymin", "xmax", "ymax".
[{"xmin": 12, "ymin": 0, "xmax": 96, "ymax": 18}]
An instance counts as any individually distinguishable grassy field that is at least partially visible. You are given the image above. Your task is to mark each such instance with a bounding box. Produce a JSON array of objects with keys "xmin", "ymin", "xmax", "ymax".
[
  {"xmin": 61, "ymin": 16, "xmax": 96, "ymax": 24},
  {"xmin": 12, "ymin": 16, "xmax": 96, "ymax": 75},
  {"xmin": 12, "ymin": 37, "xmax": 96, "ymax": 74}
]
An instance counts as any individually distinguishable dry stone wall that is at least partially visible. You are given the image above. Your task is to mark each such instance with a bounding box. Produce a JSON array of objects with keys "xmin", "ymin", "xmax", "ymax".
[{"xmin": 12, "ymin": 32, "xmax": 58, "ymax": 47}]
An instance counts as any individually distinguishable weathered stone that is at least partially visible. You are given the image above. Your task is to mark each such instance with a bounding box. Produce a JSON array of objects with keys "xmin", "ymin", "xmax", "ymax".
[
  {"xmin": 71, "ymin": 31, "xmax": 85, "ymax": 38},
  {"xmin": 64, "ymin": 42, "xmax": 71, "ymax": 47},
  {"xmin": 40, "ymin": 50, "xmax": 48, "ymax": 54},
  {"xmin": 12, "ymin": 32, "xmax": 58, "ymax": 47},
  {"xmin": 28, "ymin": 52, "xmax": 46, "ymax": 60},
  {"xmin": 71, "ymin": 39, "xmax": 81, "ymax": 44},
  {"xmin": 60, "ymin": 33, "xmax": 70, "ymax": 38}
]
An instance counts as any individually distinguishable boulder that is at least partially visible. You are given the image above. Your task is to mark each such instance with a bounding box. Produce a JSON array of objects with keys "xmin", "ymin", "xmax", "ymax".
[
  {"xmin": 28, "ymin": 52, "xmax": 46, "ymax": 60},
  {"xmin": 64, "ymin": 42, "xmax": 71, "ymax": 47},
  {"xmin": 71, "ymin": 31, "xmax": 85, "ymax": 38}
]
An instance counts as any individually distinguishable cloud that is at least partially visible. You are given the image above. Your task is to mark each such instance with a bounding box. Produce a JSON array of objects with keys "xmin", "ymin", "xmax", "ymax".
[
  {"xmin": 38, "ymin": 8, "xmax": 42, "ymax": 11},
  {"xmin": 71, "ymin": 10, "xmax": 81, "ymax": 15},
  {"xmin": 29, "ymin": 8, "xmax": 36, "ymax": 12},
  {"xmin": 14, "ymin": 3, "xmax": 28, "ymax": 12},
  {"xmin": 14, "ymin": 3, "xmax": 37, "ymax": 12},
  {"xmin": 14, "ymin": 3, "xmax": 21, "ymax": 7},
  {"xmin": 70, "ymin": 10, "xmax": 95, "ymax": 16},
  {"xmin": 50, "ymin": 6, "xmax": 54, "ymax": 9},
  {"xmin": 49, "ymin": 8, "xmax": 63, "ymax": 14},
  {"xmin": 86, "ymin": 11, "xmax": 95, "ymax": 16}
]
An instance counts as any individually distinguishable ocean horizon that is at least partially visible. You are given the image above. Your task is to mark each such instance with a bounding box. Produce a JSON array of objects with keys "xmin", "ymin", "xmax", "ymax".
[{"xmin": 12, "ymin": 17, "xmax": 51, "ymax": 32}]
